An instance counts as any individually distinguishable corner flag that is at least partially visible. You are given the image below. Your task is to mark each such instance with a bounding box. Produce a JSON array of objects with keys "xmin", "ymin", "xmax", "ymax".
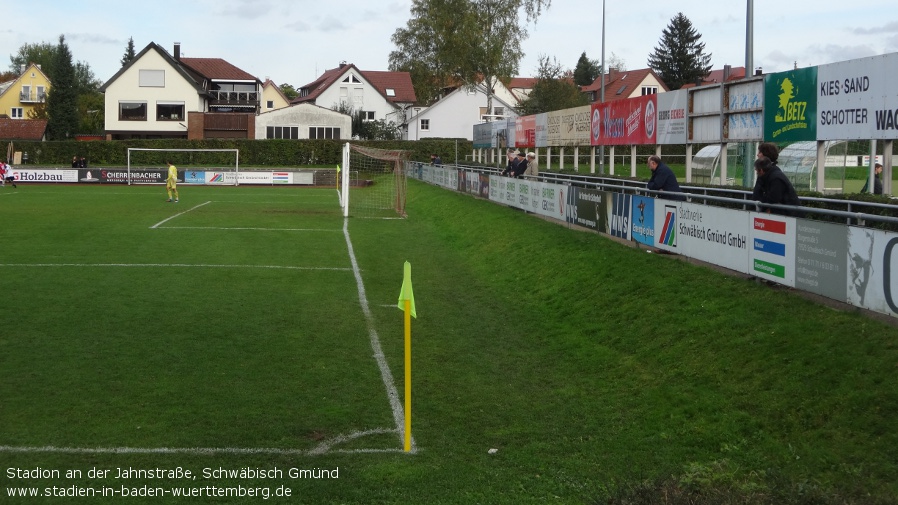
[{"xmin": 397, "ymin": 261, "xmax": 416, "ymax": 318}]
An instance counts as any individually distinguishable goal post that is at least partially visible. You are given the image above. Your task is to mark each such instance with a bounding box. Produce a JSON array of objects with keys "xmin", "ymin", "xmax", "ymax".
[
  {"xmin": 126, "ymin": 148, "xmax": 240, "ymax": 186},
  {"xmin": 341, "ymin": 143, "xmax": 411, "ymax": 218}
]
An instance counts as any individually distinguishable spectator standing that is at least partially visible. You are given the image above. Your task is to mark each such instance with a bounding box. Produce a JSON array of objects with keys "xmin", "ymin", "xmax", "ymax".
[
  {"xmin": 430, "ymin": 153, "xmax": 442, "ymax": 166},
  {"xmin": 524, "ymin": 152, "xmax": 539, "ymax": 180},
  {"xmin": 860, "ymin": 162, "xmax": 883, "ymax": 195}
]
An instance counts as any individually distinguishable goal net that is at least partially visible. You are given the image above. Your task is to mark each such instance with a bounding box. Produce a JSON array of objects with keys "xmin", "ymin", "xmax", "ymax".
[
  {"xmin": 126, "ymin": 148, "xmax": 240, "ymax": 186},
  {"xmin": 341, "ymin": 143, "xmax": 411, "ymax": 218}
]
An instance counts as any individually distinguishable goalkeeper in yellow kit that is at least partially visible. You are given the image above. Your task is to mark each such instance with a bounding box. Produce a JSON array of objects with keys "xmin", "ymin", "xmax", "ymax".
[{"xmin": 166, "ymin": 161, "xmax": 179, "ymax": 203}]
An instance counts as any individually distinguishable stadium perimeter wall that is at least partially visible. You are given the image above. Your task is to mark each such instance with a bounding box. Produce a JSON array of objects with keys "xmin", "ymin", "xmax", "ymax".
[{"xmin": 409, "ymin": 163, "xmax": 898, "ymax": 320}]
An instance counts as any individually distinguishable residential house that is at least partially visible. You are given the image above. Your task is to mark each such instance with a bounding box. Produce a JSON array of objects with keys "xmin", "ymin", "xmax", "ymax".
[
  {"xmin": 261, "ymin": 79, "xmax": 291, "ymax": 113},
  {"xmin": 580, "ymin": 67, "xmax": 669, "ymax": 102},
  {"xmin": 0, "ymin": 63, "xmax": 51, "ymax": 120},
  {"xmin": 99, "ymin": 42, "xmax": 262, "ymax": 140},
  {"xmin": 0, "ymin": 118, "xmax": 48, "ymax": 142},
  {"xmin": 403, "ymin": 81, "xmax": 518, "ymax": 141},
  {"xmin": 679, "ymin": 65, "xmax": 747, "ymax": 89},
  {"xmin": 507, "ymin": 77, "xmax": 538, "ymax": 104},
  {"xmin": 255, "ymin": 103, "xmax": 351, "ymax": 140},
  {"xmin": 291, "ymin": 63, "xmax": 416, "ymax": 127}
]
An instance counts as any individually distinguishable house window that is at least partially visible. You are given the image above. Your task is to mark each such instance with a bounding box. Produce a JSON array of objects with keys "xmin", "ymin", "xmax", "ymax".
[
  {"xmin": 420, "ymin": 119, "xmax": 430, "ymax": 131},
  {"xmin": 266, "ymin": 100, "xmax": 274, "ymax": 109},
  {"xmin": 119, "ymin": 101, "xmax": 147, "ymax": 120},
  {"xmin": 361, "ymin": 111, "xmax": 375, "ymax": 121},
  {"xmin": 156, "ymin": 102, "xmax": 184, "ymax": 121},
  {"xmin": 267, "ymin": 126, "xmax": 299, "ymax": 139},
  {"xmin": 37, "ymin": 86, "xmax": 46, "ymax": 101},
  {"xmin": 11, "ymin": 108, "xmax": 23, "ymax": 118},
  {"xmin": 139, "ymin": 69, "xmax": 165, "ymax": 87},
  {"xmin": 342, "ymin": 75, "xmax": 361, "ymax": 83},
  {"xmin": 20, "ymin": 85, "xmax": 30, "ymax": 101},
  {"xmin": 494, "ymin": 107, "xmax": 505, "ymax": 116},
  {"xmin": 309, "ymin": 127, "xmax": 340, "ymax": 139},
  {"xmin": 385, "ymin": 88, "xmax": 396, "ymax": 97},
  {"xmin": 641, "ymin": 86, "xmax": 658, "ymax": 95}
]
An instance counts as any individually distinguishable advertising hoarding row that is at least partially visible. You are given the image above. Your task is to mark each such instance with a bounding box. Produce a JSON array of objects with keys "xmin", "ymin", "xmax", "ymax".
[{"xmin": 477, "ymin": 51, "xmax": 898, "ymax": 147}]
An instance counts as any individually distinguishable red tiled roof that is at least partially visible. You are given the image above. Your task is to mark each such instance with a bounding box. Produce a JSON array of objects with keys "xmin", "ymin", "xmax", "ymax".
[
  {"xmin": 362, "ymin": 70, "xmax": 417, "ymax": 104},
  {"xmin": 0, "ymin": 119, "xmax": 47, "ymax": 140},
  {"xmin": 179, "ymin": 58, "xmax": 258, "ymax": 81},
  {"xmin": 292, "ymin": 64, "xmax": 416, "ymax": 105},
  {"xmin": 508, "ymin": 77, "xmax": 537, "ymax": 90},
  {"xmin": 680, "ymin": 66, "xmax": 747, "ymax": 89},
  {"xmin": 580, "ymin": 68, "xmax": 669, "ymax": 102}
]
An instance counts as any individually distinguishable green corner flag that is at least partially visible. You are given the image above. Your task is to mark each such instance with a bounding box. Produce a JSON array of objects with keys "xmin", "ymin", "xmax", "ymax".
[{"xmin": 397, "ymin": 261, "xmax": 417, "ymax": 318}]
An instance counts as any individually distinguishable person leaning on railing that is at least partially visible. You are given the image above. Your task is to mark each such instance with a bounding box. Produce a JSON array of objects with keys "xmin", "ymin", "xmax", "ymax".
[{"xmin": 752, "ymin": 158, "xmax": 804, "ymax": 217}]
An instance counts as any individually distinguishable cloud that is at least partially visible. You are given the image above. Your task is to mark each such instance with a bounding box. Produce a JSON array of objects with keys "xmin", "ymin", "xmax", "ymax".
[
  {"xmin": 851, "ymin": 20, "xmax": 898, "ymax": 35},
  {"xmin": 66, "ymin": 33, "xmax": 121, "ymax": 45}
]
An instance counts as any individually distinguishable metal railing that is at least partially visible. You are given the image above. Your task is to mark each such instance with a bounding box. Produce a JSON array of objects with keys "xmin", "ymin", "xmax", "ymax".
[
  {"xmin": 19, "ymin": 91, "xmax": 47, "ymax": 103},
  {"xmin": 448, "ymin": 162, "xmax": 898, "ymax": 229}
]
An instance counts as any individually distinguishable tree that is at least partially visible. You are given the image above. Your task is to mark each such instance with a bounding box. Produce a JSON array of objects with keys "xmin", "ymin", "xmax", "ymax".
[
  {"xmin": 389, "ymin": 0, "xmax": 551, "ymax": 112},
  {"xmin": 121, "ymin": 37, "xmax": 136, "ymax": 67},
  {"xmin": 46, "ymin": 35, "xmax": 79, "ymax": 140},
  {"xmin": 331, "ymin": 102, "xmax": 401, "ymax": 140},
  {"xmin": 279, "ymin": 83, "xmax": 299, "ymax": 100},
  {"xmin": 516, "ymin": 55, "xmax": 588, "ymax": 115},
  {"xmin": 573, "ymin": 52, "xmax": 600, "ymax": 87},
  {"xmin": 647, "ymin": 12, "xmax": 712, "ymax": 90},
  {"xmin": 606, "ymin": 51, "xmax": 627, "ymax": 72}
]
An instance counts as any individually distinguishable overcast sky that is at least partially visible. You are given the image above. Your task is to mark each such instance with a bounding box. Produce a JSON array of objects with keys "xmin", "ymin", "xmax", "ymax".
[{"xmin": 2, "ymin": 0, "xmax": 896, "ymax": 88}]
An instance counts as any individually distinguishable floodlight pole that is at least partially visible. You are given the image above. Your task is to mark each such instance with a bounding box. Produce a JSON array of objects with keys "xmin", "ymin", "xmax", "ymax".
[
  {"xmin": 743, "ymin": 0, "xmax": 755, "ymax": 188},
  {"xmin": 599, "ymin": 0, "xmax": 606, "ymax": 175}
]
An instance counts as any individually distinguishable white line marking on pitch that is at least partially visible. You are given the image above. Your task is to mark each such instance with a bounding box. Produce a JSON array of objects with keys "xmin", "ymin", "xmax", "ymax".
[
  {"xmin": 342, "ymin": 217, "xmax": 416, "ymax": 453},
  {"xmin": 150, "ymin": 201, "xmax": 211, "ymax": 229},
  {"xmin": 160, "ymin": 226, "xmax": 340, "ymax": 232},
  {"xmin": 0, "ymin": 263, "xmax": 350, "ymax": 271},
  {"xmin": 0, "ymin": 428, "xmax": 402, "ymax": 456}
]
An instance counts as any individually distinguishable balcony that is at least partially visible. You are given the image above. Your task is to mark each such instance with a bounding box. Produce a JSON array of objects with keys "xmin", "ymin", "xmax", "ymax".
[
  {"xmin": 207, "ymin": 90, "xmax": 259, "ymax": 108},
  {"xmin": 19, "ymin": 91, "xmax": 47, "ymax": 103}
]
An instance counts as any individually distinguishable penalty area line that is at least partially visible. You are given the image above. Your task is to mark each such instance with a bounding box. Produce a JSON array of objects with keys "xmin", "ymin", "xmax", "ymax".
[{"xmin": 150, "ymin": 201, "xmax": 211, "ymax": 229}]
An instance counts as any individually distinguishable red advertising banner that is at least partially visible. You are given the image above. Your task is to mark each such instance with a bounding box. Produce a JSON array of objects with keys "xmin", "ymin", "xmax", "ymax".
[
  {"xmin": 515, "ymin": 115, "xmax": 536, "ymax": 148},
  {"xmin": 591, "ymin": 94, "xmax": 657, "ymax": 146}
]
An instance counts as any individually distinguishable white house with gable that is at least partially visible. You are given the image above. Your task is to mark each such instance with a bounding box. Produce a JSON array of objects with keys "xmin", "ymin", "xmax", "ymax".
[{"xmin": 404, "ymin": 81, "xmax": 519, "ymax": 141}]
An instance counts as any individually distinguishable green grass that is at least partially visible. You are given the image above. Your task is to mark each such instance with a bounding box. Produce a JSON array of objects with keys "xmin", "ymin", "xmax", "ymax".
[{"xmin": 1, "ymin": 182, "xmax": 897, "ymax": 503}]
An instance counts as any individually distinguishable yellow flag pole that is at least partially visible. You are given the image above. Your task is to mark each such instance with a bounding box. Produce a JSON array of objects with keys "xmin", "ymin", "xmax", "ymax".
[
  {"xmin": 404, "ymin": 298, "xmax": 412, "ymax": 452},
  {"xmin": 397, "ymin": 261, "xmax": 416, "ymax": 453}
]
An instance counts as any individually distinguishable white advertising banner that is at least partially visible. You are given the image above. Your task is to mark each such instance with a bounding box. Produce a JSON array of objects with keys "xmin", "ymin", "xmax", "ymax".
[
  {"xmin": 817, "ymin": 53, "xmax": 898, "ymax": 140},
  {"xmin": 238, "ymin": 172, "xmax": 273, "ymax": 185},
  {"xmin": 656, "ymin": 90, "xmax": 688, "ymax": 145},
  {"xmin": 205, "ymin": 172, "xmax": 237, "ymax": 185},
  {"xmin": 11, "ymin": 169, "xmax": 79, "ymax": 183},
  {"xmin": 726, "ymin": 80, "xmax": 764, "ymax": 141},
  {"xmin": 748, "ymin": 213, "xmax": 796, "ymax": 286},
  {"xmin": 535, "ymin": 113, "xmax": 548, "ymax": 148},
  {"xmin": 654, "ymin": 201, "xmax": 750, "ymax": 274},
  {"xmin": 847, "ymin": 227, "xmax": 898, "ymax": 318}
]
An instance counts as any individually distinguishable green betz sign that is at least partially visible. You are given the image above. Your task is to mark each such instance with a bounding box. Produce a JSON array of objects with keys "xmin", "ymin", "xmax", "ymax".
[{"xmin": 764, "ymin": 67, "xmax": 817, "ymax": 142}]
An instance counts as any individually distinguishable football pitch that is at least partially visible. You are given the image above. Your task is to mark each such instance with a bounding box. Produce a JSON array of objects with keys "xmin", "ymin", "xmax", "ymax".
[{"xmin": 2, "ymin": 182, "xmax": 898, "ymax": 503}]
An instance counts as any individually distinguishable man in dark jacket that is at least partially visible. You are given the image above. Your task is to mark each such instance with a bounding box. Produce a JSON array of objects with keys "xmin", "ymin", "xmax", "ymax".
[
  {"xmin": 646, "ymin": 155, "xmax": 686, "ymax": 200},
  {"xmin": 753, "ymin": 158, "xmax": 803, "ymax": 216}
]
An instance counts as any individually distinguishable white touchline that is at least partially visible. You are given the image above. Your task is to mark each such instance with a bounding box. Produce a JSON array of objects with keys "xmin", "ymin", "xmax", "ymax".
[
  {"xmin": 343, "ymin": 217, "xmax": 416, "ymax": 453},
  {"xmin": 161, "ymin": 226, "xmax": 340, "ymax": 232},
  {"xmin": 0, "ymin": 428, "xmax": 402, "ymax": 456},
  {"xmin": 150, "ymin": 201, "xmax": 212, "ymax": 229},
  {"xmin": 0, "ymin": 263, "xmax": 350, "ymax": 270}
]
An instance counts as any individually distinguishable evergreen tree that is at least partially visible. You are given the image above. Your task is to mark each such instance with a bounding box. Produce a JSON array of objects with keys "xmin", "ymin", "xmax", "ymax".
[
  {"xmin": 46, "ymin": 35, "xmax": 80, "ymax": 140},
  {"xmin": 121, "ymin": 37, "xmax": 136, "ymax": 67},
  {"xmin": 647, "ymin": 12, "xmax": 712, "ymax": 90},
  {"xmin": 573, "ymin": 52, "xmax": 600, "ymax": 86},
  {"xmin": 517, "ymin": 55, "xmax": 587, "ymax": 115}
]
